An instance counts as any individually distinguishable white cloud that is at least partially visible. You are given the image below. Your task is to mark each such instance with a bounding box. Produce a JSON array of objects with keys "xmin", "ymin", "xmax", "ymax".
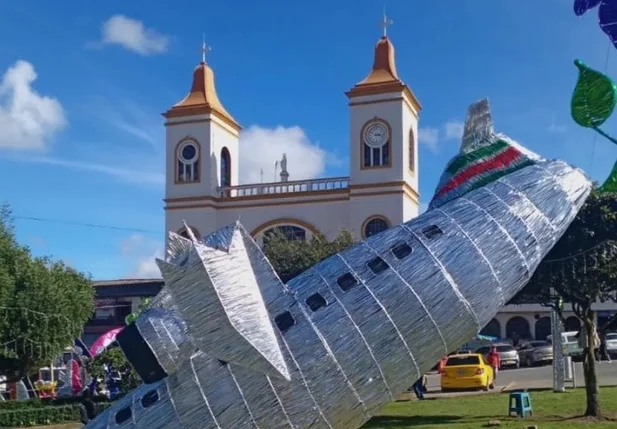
[
  {"xmin": 101, "ymin": 15, "xmax": 169, "ymax": 56},
  {"xmin": 239, "ymin": 125, "xmax": 339, "ymax": 184},
  {"xmin": 7, "ymin": 154, "xmax": 164, "ymax": 186},
  {"xmin": 120, "ymin": 234, "xmax": 163, "ymax": 278},
  {"xmin": 444, "ymin": 120, "xmax": 464, "ymax": 140},
  {"xmin": 0, "ymin": 60, "xmax": 66, "ymax": 150},
  {"xmin": 418, "ymin": 127, "xmax": 440, "ymax": 152}
]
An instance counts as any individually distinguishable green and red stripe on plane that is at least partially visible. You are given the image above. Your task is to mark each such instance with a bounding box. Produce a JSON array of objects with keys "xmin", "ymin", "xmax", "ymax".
[{"xmin": 431, "ymin": 139, "xmax": 536, "ymax": 207}]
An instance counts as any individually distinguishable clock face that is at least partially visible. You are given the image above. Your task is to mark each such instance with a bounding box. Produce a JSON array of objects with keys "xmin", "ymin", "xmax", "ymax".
[{"xmin": 364, "ymin": 122, "xmax": 389, "ymax": 147}]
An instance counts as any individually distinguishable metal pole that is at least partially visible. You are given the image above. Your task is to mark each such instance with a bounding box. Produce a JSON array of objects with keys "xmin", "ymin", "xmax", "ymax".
[
  {"xmin": 571, "ymin": 357, "xmax": 577, "ymax": 388},
  {"xmin": 551, "ymin": 305, "xmax": 565, "ymax": 392}
]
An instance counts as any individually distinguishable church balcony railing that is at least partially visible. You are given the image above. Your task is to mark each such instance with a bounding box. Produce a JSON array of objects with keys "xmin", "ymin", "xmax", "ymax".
[{"xmin": 218, "ymin": 176, "xmax": 350, "ymax": 198}]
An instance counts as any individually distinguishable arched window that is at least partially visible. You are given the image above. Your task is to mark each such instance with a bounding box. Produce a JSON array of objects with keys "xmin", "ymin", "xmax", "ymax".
[
  {"xmin": 363, "ymin": 216, "xmax": 390, "ymax": 239},
  {"xmin": 480, "ymin": 318, "xmax": 501, "ymax": 339},
  {"xmin": 176, "ymin": 139, "xmax": 200, "ymax": 183},
  {"xmin": 565, "ymin": 316, "xmax": 581, "ymax": 332},
  {"xmin": 409, "ymin": 127, "xmax": 415, "ymax": 173},
  {"xmin": 220, "ymin": 147, "xmax": 231, "ymax": 187},
  {"xmin": 263, "ymin": 225, "xmax": 306, "ymax": 244},
  {"xmin": 506, "ymin": 316, "xmax": 531, "ymax": 341},
  {"xmin": 534, "ymin": 316, "xmax": 551, "ymax": 340},
  {"xmin": 362, "ymin": 120, "xmax": 391, "ymax": 168}
]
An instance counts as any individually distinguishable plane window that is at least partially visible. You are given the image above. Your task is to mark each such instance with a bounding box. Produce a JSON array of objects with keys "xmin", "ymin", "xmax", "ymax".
[
  {"xmin": 141, "ymin": 389, "xmax": 159, "ymax": 408},
  {"xmin": 306, "ymin": 293, "xmax": 327, "ymax": 312},
  {"xmin": 337, "ymin": 272, "xmax": 358, "ymax": 292},
  {"xmin": 391, "ymin": 243, "xmax": 412, "ymax": 260},
  {"xmin": 422, "ymin": 225, "xmax": 443, "ymax": 239},
  {"xmin": 367, "ymin": 257, "xmax": 389, "ymax": 274},
  {"xmin": 275, "ymin": 311, "xmax": 295, "ymax": 333},
  {"xmin": 115, "ymin": 406, "xmax": 132, "ymax": 424}
]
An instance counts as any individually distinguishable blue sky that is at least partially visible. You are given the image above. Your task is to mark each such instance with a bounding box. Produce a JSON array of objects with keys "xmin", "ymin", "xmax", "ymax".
[{"xmin": 0, "ymin": 0, "xmax": 616, "ymax": 280}]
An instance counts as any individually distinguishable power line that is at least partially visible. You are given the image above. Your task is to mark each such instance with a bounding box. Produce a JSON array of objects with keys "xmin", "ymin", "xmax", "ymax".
[
  {"xmin": 12, "ymin": 215, "xmax": 159, "ymax": 235},
  {"xmin": 544, "ymin": 240, "xmax": 616, "ymax": 263}
]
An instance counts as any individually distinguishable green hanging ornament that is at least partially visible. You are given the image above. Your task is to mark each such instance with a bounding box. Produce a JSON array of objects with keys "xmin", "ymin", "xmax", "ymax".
[
  {"xmin": 571, "ymin": 59, "xmax": 617, "ymax": 145},
  {"xmin": 598, "ymin": 159, "xmax": 617, "ymax": 193}
]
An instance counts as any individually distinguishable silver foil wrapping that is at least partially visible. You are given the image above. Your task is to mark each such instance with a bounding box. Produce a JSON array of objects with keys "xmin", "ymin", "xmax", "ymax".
[{"xmin": 85, "ymin": 99, "xmax": 592, "ymax": 429}]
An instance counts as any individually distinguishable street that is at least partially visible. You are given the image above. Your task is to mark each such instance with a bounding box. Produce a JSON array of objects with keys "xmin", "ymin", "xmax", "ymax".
[{"xmin": 419, "ymin": 361, "xmax": 617, "ymax": 398}]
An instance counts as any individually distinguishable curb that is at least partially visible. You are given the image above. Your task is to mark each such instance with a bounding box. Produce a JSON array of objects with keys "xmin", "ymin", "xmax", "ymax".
[{"xmin": 501, "ymin": 383, "xmax": 617, "ymax": 393}]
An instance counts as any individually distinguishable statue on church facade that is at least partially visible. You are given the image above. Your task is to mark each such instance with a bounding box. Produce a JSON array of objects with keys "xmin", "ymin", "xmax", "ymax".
[{"xmin": 280, "ymin": 153, "xmax": 289, "ymax": 183}]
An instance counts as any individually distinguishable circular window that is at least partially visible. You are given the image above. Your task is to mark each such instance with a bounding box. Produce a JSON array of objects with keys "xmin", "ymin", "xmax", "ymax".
[
  {"xmin": 179, "ymin": 142, "xmax": 198, "ymax": 163},
  {"xmin": 364, "ymin": 217, "xmax": 389, "ymax": 238}
]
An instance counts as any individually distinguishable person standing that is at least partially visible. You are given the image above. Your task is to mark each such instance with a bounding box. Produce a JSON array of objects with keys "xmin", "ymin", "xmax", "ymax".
[
  {"xmin": 577, "ymin": 326, "xmax": 601, "ymax": 363},
  {"xmin": 437, "ymin": 356, "xmax": 448, "ymax": 374},
  {"xmin": 599, "ymin": 331, "xmax": 612, "ymax": 363},
  {"xmin": 487, "ymin": 346, "xmax": 500, "ymax": 382},
  {"xmin": 411, "ymin": 374, "xmax": 427, "ymax": 400}
]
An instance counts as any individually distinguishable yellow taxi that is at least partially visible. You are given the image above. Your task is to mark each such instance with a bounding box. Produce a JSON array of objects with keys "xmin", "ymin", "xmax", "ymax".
[{"xmin": 440, "ymin": 353, "xmax": 495, "ymax": 392}]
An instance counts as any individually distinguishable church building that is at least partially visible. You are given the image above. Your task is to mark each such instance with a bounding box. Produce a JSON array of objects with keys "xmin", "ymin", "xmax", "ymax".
[{"xmin": 163, "ymin": 31, "xmax": 421, "ymax": 246}]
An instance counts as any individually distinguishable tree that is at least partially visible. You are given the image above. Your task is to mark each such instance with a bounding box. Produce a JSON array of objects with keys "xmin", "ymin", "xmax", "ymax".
[
  {"xmin": 262, "ymin": 229, "xmax": 355, "ymax": 283},
  {"xmin": 84, "ymin": 345, "xmax": 140, "ymax": 395},
  {"xmin": 124, "ymin": 297, "xmax": 152, "ymax": 325},
  {"xmin": 0, "ymin": 204, "xmax": 95, "ymax": 382},
  {"xmin": 512, "ymin": 190, "xmax": 617, "ymax": 417}
]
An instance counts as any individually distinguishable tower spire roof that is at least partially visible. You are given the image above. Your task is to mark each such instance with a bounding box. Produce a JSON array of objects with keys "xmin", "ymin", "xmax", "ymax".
[
  {"xmin": 163, "ymin": 40, "xmax": 240, "ymax": 131},
  {"xmin": 345, "ymin": 19, "xmax": 421, "ymax": 112}
]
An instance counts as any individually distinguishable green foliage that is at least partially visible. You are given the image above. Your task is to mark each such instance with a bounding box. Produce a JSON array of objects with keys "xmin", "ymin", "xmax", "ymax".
[
  {"xmin": 0, "ymin": 396, "xmax": 109, "ymax": 411},
  {"xmin": 262, "ymin": 229, "xmax": 355, "ymax": 283},
  {"xmin": 0, "ymin": 400, "xmax": 112, "ymax": 427},
  {"xmin": 0, "ymin": 204, "xmax": 95, "ymax": 382},
  {"xmin": 124, "ymin": 297, "xmax": 152, "ymax": 325},
  {"xmin": 0, "ymin": 405, "xmax": 79, "ymax": 427},
  {"xmin": 84, "ymin": 346, "xmax": 141, "ymax": 394}
]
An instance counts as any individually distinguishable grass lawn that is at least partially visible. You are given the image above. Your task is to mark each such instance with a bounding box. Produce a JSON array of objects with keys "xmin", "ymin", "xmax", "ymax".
[
  {"xmin": 11, "ymin": 388, "xmax": 617, "ymax": 429},
  {"xmin": 364, "ymin": 387, "xmax": 617, "ymax": 428}
]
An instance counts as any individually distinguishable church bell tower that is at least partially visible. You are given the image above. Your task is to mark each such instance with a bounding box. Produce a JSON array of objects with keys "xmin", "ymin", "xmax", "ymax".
[
  {"xmin": 163, "ymin": 42, "xmax": 241, "ymax": 242},
  {"xmin": 345, "ymin": 15, "xmax": 422, "ymax": 234}
]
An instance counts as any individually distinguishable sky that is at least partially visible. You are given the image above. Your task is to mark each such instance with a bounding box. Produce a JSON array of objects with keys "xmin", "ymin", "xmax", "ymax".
[{"xmin": 0, "ymin": 0, "xmax": 616, "ymax": 281}]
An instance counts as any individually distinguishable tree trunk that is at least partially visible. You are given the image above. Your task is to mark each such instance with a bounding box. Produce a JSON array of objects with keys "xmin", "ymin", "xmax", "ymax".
[{"xmin": 583, "ymin": 317, "xmax": 601, "ymax": 417}]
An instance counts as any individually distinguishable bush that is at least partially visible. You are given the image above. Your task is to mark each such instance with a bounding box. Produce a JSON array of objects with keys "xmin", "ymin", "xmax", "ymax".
[
  {"xmin": 0, "ymin": 399, "xmax": 45, "ymax": 410},
  {"xmin": 0, "ymin": 394, "xmax": 110, "ymax": 411},
  {"xmin": 0, "ymin": 401, "xmax": 113, "ymax": 427},
  {"xmin": 0, "ymin": 405, "xmax": 79, "ymax": 427}
]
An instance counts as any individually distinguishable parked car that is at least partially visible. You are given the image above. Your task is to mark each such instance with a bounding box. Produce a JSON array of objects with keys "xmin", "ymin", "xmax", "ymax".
[
  {"xmin": 518, "ymin": 340, "xmax": 553, "ymax": 367},
  {"xmin": 476, "ymin": 343, "xmax": 520, "ymax": 369},
  {"xmin": 547, "ymin": 331, "xmax": 583, "ymax": 361},
  {"xmin": 440, "ymin": 353, "xmax": 495, "ymax": 392}
]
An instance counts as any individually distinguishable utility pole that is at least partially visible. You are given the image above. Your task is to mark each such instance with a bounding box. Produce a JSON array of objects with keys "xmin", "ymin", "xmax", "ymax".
[{"xmin": 552, "ymin": 294, "xmax": 565, "ymax": 392}]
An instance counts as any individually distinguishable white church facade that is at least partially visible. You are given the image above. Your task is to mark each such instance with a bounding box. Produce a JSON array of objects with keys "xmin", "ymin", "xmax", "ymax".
[{"xmin": 163, "ymin": 34, "xmax": 421, "ymax": 246}]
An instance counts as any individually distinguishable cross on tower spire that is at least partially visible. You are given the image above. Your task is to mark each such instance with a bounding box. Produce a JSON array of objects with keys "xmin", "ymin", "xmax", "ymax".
[
  {"xmin": 381, "ymin": 6, "xmax": 393, "ymax": 37},
  {"xmin": 201, "ymin": 34, "xmax": 211, "ymax": 64}
]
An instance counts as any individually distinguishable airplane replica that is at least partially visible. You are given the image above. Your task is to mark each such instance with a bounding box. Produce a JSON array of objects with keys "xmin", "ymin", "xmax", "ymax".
[{"xmin": 85, "ymin": 99, "xmax": 593, "ymax": 429}]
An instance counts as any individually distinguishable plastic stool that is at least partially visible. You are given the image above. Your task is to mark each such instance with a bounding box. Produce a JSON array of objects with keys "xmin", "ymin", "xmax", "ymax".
[{"xmin": 508, "ymin": 391, "xmax": 533, "ymax": 418}]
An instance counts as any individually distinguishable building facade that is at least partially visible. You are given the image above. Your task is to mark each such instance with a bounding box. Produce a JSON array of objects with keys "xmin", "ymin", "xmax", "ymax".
[
  {"xmin": 164, "ymin": 35, "xmax": 421, "ymax": 246},
  {"xmin": 82, "ymin": 279, "xmax": 163, "ymax": 347}
]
